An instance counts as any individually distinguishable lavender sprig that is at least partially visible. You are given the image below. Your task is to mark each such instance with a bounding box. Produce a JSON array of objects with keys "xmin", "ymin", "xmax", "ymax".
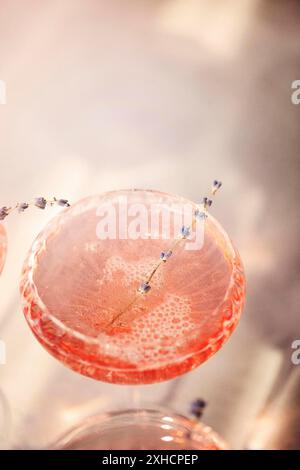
[
  {"xmin": 136, "ymin": 179, "xmax": 222, "ymax": 296},
  {"xmin": 0, "ymin": 197, "xmax": 71, "ymax": 221},
  {"xmin": 110, "ymin": 179, "xmax": 223, "ymax": 326}
]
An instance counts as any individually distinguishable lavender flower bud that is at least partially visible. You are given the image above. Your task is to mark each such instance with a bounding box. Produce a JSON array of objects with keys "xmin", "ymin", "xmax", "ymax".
[
  {"xmin": 194, "ymin": 208, "xmax": 207, "ymax": 221},
  {"xmin": 203, "ymin": 197, "xmax": 212, "ymax": 209},
  {"xmin": 212, "ymin": 180, "xmax": 222, "ymax": 195},
  {"xmin": 18, "ymin": 202, "xmax": 29, "ymax": 213},
  {"xmin": 137, "ymin": 282, "xmax": 151, "ymax": 295},
  {"xmin": 56, "ymin": 198, "xmax": 70, "ymax": 207},
  {"xmin": 190, "ymin": 398, "xmax": 207, "ymax": 419},
  {"xmin": 0, "ymin": 206, "xmax": 9, "ymax": 220},
  {"xmin": 160, "ymin": 250, "xmax": 173, "ymax": 262},
  {"xmin": 34, "ymin": 197, "xmax": 47, "ymax": 210},
  {"xmin": 181, "ymin": 225, "xmax": 191, "ymax": 239}
]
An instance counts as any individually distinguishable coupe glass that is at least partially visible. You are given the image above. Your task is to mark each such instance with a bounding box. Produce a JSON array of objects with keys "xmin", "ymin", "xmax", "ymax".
[
  {"xmin": 20, "ymin": 189, "xmax": 245, "ymax": 449},
  {"xmin": 51, "ymin": 408, "xmax": 228, "ymax": 450}
]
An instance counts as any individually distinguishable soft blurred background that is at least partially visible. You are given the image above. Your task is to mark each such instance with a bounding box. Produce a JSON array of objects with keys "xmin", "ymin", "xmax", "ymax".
[{"xmin": 0, "ymin": 0, "xmax": 300, "ymax": 450}]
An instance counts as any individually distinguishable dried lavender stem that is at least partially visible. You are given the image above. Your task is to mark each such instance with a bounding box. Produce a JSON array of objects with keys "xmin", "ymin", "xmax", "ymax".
[
  {"xmin": 0, "ymin": 197, "xmax": 70, "ymax": 221},
  {"xmin": 108, "ymin": 294, "xmax": 140, "ymax": 327},
  {"xmin": 146, "ymin": 260, "xmax": 164, "ymax": 284}
]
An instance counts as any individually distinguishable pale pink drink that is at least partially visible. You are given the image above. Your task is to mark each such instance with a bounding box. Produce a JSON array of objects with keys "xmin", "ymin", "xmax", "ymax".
[{"xmin": 20, "ymin": 190, "xmax": 245, "ymax": 384}]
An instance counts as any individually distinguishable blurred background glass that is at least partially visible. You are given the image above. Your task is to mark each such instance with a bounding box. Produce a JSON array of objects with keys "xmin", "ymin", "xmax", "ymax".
[
  {"xmin": 51, "ymin": 408, "xmax": 228, "ymax": 450},
  {"xmin": 0, "ymin": 0, "xmax": 299, "ymax": 449}
]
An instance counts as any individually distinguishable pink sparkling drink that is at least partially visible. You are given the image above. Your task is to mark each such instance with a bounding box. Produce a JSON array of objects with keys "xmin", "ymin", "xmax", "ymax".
[{"xmin": 20, "ymin": 190, "xmax": 245, "ymax": 384}]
